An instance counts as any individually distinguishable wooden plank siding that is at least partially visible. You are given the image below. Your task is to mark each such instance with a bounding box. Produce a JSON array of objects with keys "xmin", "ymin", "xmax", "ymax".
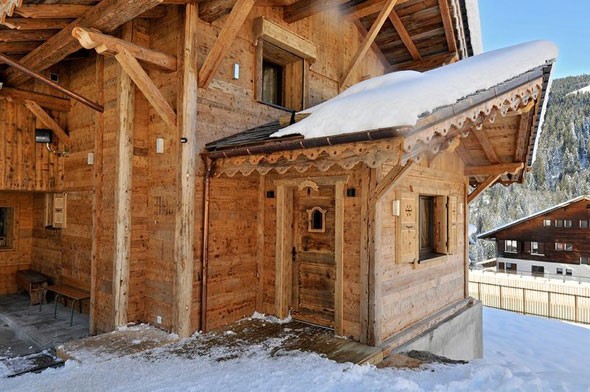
[
  {"xmin": 376, "ymin": 152, "xmax": 467, "ymax": 343},
  {"xmin": 0, "ymin": 4, "xmax": 395, "ymax": 336},
  {"xmin": 490, "ymin": 199, "xmax": 590, "ymax": 266}
]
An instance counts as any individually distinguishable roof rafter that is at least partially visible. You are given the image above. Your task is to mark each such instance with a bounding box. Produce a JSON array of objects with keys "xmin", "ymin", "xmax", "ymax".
[
  {"xmin": 340, "ymin": 0, "xmax": 398, "ymax": 89},
  {"xmin": 388, "ymin": 11, "xmax": 421, "ymax": 61},
  {"xmin": 283, "ymin": 0, "xmax": 348, "ymax": 24},
  {"xmin": 198, "ymin": 0, "xmax": 256, "ymax": 89},
  {"xmin": 4, "ymin": 0, "xmax": 166, "ymax": 86}
]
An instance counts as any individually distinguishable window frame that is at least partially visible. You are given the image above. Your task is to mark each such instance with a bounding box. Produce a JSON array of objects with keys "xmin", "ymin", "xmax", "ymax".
[
  {"xmin": 580, "ymin": 220, "xmax": 589, "ymax": 228},
  {"xmin": 504, "ymin": 239, "xmax": 518, "ymax": 254},
  {"xmin": 543, "ymin": 219, "xmax": 552, "ymax": 227},
  {"xmin": 555, "ymin": 219, "xmax": 563, "ymax": 228},
  {"xmin": 530, "ymin": 241, "xmax": 543, "ymax": 255},
  {"xmin": 564, "ymin": 220, "xmax": 573, "ymax": 228}
]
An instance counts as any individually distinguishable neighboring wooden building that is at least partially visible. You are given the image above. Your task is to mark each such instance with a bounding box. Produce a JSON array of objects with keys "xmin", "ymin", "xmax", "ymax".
[
  {"xmin": 0, "ymin": 1, "xmax": 555, "ymax": 360},
  {"xmin": 479, "ymin": 196, "xmax": 590, "ymax": 281}
]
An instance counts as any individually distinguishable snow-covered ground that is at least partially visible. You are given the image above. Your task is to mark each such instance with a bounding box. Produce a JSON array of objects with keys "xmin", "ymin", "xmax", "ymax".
[{"xmin": 1, "ymin": 307, "xmax": 589, "ymax": 391}]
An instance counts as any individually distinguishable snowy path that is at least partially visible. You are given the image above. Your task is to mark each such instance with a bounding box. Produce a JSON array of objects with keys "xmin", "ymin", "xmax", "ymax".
[{"xmin": 1, "ymin": 308, "xmax": 589, "ymax": 392}]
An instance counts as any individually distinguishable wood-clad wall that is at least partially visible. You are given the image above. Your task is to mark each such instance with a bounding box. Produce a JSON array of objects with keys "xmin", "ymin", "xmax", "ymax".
[
  {"xmin": 376, "ymin": 152, "xmax": 467, "ymax": 343},
  {"xmin": 493, "ymin": 199, "xmax": 590, "ymax": 265},
  {"xmin": 0, "ymin": 4, "xmax": 387, "ymax": 333},
  {"xmin": 0, "ymin": 193, "xmax": 33, "ymax": 294}
]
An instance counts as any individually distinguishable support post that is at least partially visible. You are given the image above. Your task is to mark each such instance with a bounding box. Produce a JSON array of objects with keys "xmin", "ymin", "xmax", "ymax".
[
  {"xmin": 174, "ymin": 3, "xmax": 199, "ymax": 338},
  {"xmin": 112, "ymin": 22, "xmax": 135, "ymax": 329}
]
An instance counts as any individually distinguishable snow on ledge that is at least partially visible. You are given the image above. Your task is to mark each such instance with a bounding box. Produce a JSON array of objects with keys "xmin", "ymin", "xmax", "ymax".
[{"xmin": 272, "ymin": 40, "xmax": 558, "ymax": 140}]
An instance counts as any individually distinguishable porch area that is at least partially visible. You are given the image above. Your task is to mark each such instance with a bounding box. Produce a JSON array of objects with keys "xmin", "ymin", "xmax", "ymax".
[{"xmin": 59, "ymin": 316, "xmax": 383, "ymax": 366}]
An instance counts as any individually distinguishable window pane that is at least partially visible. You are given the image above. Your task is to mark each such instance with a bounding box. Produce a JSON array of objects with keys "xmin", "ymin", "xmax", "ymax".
[
  {"xmin": 262, "ymin": 60, "xmax": 283, "ymax": 106},
  {"xmin": 555, "ymin": 220, "xmax": 563, "ymax": 227},
  {"xmin": 543, "ymin": 219, "xmax": 551, "ymax": 227},
  {"xmin": 564, "ymin": 220, "xmax": 572, "ymax": 228},
  {"xmin": 419, "ymin": 196, "xmax": 434, "ymax": 255},
  {"xmin": 581, "ymin": 220, "xmax": 588, "ymax": 228},
  {"xmin": 0, "ymin": 207, "xmax": 14, "ymax": 249}
]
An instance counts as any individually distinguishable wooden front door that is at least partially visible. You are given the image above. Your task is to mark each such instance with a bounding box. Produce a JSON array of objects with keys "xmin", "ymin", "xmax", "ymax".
[{"xmin": 291, "ymin": 185, "xmax": 335, "ymax": 328}]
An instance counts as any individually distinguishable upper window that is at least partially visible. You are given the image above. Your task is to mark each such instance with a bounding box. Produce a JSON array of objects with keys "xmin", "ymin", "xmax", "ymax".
[
  {"xmin": 531, "ymin": 241, "xmax": 543, "ymax": 255},
  {"xmin": 0, "ymin": 207, "xmax": 14, "ymax": 250},
  {"xmin": 254, "ymin": 17, "xmax": 316, "ymax": 112},
  {"xmin": 555, "ymin": 242, "xmax": 573, "ymax": 251},
  {"xmin": 564, "ymin": 220, "xmax": 573, "ymax": 228},
  {"xmin": 543, "ymin": 219, "xmax": 552, "ymax": 227},
  {"xmin": 555, "ymin": 220, "xmax": 563, "ymax": 227},
  {"xmin": 581, "ymin": 256, "xmax": 589, "ymax": 265},
  {"xmin": 505, "ymin": 240, "xmax": 518, "ymax": 253},
  {"xmin": 580, "ymin": 220, "xmax": 589, "ymax": 228}
]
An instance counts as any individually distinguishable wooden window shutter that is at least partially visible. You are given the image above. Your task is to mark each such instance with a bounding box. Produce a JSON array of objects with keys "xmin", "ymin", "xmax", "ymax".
[
  {"xmin": 52, "ymin": 193, "xmax": 67, "ymax": 229},
  {"xmin": 524, "ymin": 241, "xmax": 531, "ymax": 254},
  {"xmin": 538, "ymin": 242, "xmax": 545, "ymax": 254},
  {"xmin": 396, "ymin": 192, "xmax": 419, "ymax": 264},
  {"xmin": 45, "ymin": 193, "xmax": 67, "ymax": 229},
  {"xmin": 434, "ymin": 196, "xmax": 448, "ymax": 254},
  {"xmin": 447, "ymin": 195, "xmax": 458, "ymax": 255}
]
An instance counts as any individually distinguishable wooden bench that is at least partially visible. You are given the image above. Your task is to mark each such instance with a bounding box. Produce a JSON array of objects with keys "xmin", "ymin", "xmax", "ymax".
[
  {"xmin": 40, "ymin": 283, "xmax": 90, "ymax": 326},
  {"xmin": 16, "ymin": 269, "xmax": 49, "ymax": 305}
]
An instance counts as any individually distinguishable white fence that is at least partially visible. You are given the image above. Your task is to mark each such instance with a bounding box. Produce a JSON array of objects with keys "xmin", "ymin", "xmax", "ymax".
[{"xmin": 469, "ymin": 270, "xmax": 590, "ymax": 324}]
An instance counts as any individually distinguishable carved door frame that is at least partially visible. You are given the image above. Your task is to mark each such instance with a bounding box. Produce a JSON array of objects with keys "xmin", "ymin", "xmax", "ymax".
[{"xmin": 274, "ymin": 176, "xmax": 347, "ymax": 335}]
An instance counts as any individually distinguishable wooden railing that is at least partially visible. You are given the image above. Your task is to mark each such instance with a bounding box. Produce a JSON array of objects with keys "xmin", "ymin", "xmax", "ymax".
[{"xmin": 469, "ymin": 270, "xmax": 590, "ymax": 324}]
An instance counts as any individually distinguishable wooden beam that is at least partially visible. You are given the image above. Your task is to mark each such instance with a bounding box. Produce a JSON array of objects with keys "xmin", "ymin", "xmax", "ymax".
[
  {"xmin": 370, "ymin": 161, "xmax": 413, "ymax": 201},
  {"xmin": 1, "ymin": 18, "xmax": 72, "ymax": 31},
  {"xmin": 388, "ymin": 11, "xmax": 421, "ymax": 61},
  {"xmin": 173, "ymin": 3, "xmax": 198, "ymax": 338},
  {"xmin": 514, "ymin": 111, "xmax": 532, "ymax": 162},
  {"xmin": 197, "ymin": 0, "xmax": 235, "ymax": 23},
  {"xmin": 73, "ymin": 27, "xmax": 177, "ymax": 71},
  {"xmin": 23, "ymin": 100, "xmax": 70, "ymax": 145},
  {"xmin": 0, "ymin": 29, "xmax": 57, "ymax": 42},
  {"xmin": 472, "ymin": 128, "xmax": 501, "ymax": 164},
  {"xmin": 467, "ymin": 174, "xmax": 501, "ymax": 204},
  {"xmin": 5, "ymin": 0, "xmax": 165, "ymax": 86},
  {"xmin": 389, "ymin": 51, "xmax": 457, "ymax": 72},
  {"xmin": 198, "ymin": 0, "xmax": 255, "ymax": 89},
  {"xmin": 114, "ymin": 46, "xmax": 177, "ymax": 129},
  {"xmin": 0, "ymin": 0, "xmax": 23, "ymax": 24},
  {"xmin": 14, "ymin": 5, "xmax": 93, "ymax": 19},
  {"xmin": 455, "ymin": 139, "xmax": 473, "ymax": 167},
  {"xmin": 334, "ymin": 181, "xmax": 345, "ymax": 336},
  {"xmin": 343, "ymin": 0, "xmax": 409, "ymax": 20},
  {"xmin": 465, "ymin": 162, "xmax": 524, "ymax": 177},
  {"xmin": 283, "ymin": 0, "xmax": 348, "ymax": 24},
  {"xmin": 0, "ymin": 52, "xmax": 103, "ymax": 112},
  {"xmin": 112, "ymin": 22, "xmax": 135, "ymax": 329},
  {"xmin": 0, "ymin": 41, "xmax": 40, "ymax": 54},
  {"xmin": 352, "ymin": 19, "xmax": 389, "ymax": 69},
  {"xmin": 340, "ymin": 0, "xmax": 398, "ymax": 89},
  {"xmin": 438, "ymin": 0, "xmax": 457, "ymax": 53},
  {"xmin": 0, "ymin": 87, "xmax": 70, "ymax": 111}
]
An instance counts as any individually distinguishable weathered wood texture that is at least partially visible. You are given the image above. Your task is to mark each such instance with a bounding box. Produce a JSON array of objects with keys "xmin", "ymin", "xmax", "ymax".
[
  {"xmin": 376, "ymin": 151, "xmax": 467, "ymax": 343},
  {"xmin": 0, "ymin": 4, "xmax": 389, "ymax": 335},
  {"xmin": 488, "ymin": 198, "xmax": 590, "ymax": 265},
  {"xmin": 0, "ymin": 192, "xmax": 33, "ymax": 295}
]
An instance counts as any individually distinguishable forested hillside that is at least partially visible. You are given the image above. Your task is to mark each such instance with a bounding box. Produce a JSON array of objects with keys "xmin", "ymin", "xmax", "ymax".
[{"xmin": 470, "ymin": 74, "xmax": 590, "ymax": 261}]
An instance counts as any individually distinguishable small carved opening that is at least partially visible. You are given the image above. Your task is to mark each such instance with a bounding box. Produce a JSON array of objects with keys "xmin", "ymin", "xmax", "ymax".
[{"xmin": 307, "ymin": 206, "xmax": 326, "ymax": 233}]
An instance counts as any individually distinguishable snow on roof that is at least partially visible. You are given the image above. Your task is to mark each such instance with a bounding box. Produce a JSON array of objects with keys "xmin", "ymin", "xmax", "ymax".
[
  {"xmin": 478, "ymin": 195, "xmax": 590, "ymax": 239},
  {"xmin": 272, "ymin": 40, "xmax": 558, "ymax": 140},
  {"xmin": 464, "ymin": 0, "xmax": 483, "ymax": 55}
]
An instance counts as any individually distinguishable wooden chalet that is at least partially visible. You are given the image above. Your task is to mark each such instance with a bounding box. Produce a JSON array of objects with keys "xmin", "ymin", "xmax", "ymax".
[
  {"xmin": 0, "ymin": 0, "xmax": 554, "ymax": 360},
  {"xmin": 479, "ymin": 196, "xmax": 590, "ymax": 281}
]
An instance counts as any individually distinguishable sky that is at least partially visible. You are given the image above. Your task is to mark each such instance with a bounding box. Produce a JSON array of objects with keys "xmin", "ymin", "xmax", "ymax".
[{"xmin": 478, "ymin": 0, "xmax": 590, "ymax": 79}]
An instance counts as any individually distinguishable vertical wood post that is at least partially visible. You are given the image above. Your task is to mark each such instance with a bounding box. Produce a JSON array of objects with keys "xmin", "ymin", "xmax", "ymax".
[
  {"xmin": 275, "ymin": 185, "xmax": 293, "ymax": 319},
  {"xmin": 90, "ymin": 55, "xmax": 105, "ymax": 335},
  {"xmin": 112, "ymin": 22, "xmax": 135, "ymax": 328},
  {"xmin": 334, "ymin": 181, "xmax": 345, "ymax": 336},
  {"xmin": 255, "ymin": 175, "xmax": 266, "ymax": 311},
  {"xmin": 359, "ymin": 170, "xmax": 370, "ymax": 344},
  {"xmin": 173, "ymin": 3, "xmax": 199, "ymax": 337},
  {"xmin": 367, "ymin": 168, "xmax": 379, "ymax": 345}
]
